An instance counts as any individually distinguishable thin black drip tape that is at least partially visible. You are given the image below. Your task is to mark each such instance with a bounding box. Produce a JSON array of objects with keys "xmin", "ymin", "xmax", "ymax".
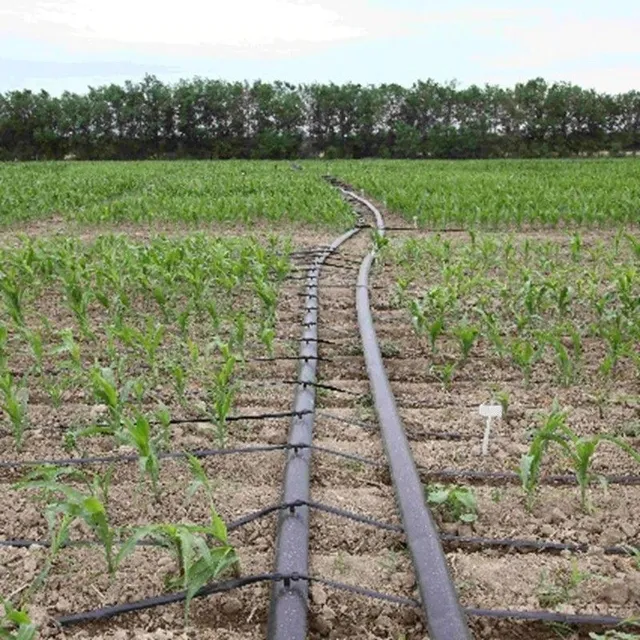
[
  {"xmin": 0, "ymin": 410, "xmax": 314, "ymax": 439},
  {"xmin": 54, "ymin": 569, "xmax": 629, "ymax": 630},
  {"xmin": 248, "ymin": 355, "xmax": 330, "ymax": 363},
  {"xmin": 382, "ymin": 226, "xmax": 467, "ymax": 233},
  {"xmin": 6, "ymin": 519, "xmax": 637, "ymax": 559},
  {"xmin": 421, "ymin": 467, "xmax": 640, "ymax": 487},
  {"xmin": 464, "ymin": 606, "xmax": 626, "ymax": 627},
  {"xmin": 298, "ymin": 337, "xmax": 336, "ymax": 345},
  {"xmin": 316, "ymin": 411, "xmax": 377, "ymax": 432},
  {"xmin": 0, "ymin": 438, "xmax": 388, "ymax": 472},
  {"xmin": 280, "ymin": 380, "xmax": 362, "ymax": 396},
  {"xmin": 0, "ymin": 499, "xmax": 404, "ymax": 551}
]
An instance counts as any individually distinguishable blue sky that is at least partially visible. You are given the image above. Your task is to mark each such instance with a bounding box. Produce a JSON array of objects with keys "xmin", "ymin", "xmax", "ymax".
[{"xmin": 1, "ymin": 0, "xmax": 639, "ymax": 95}]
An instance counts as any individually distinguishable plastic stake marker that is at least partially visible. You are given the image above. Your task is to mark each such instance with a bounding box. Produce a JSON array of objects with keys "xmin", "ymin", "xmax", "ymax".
[{"xmin": 479, "ymin": 404, "xmax": 502, "ymax": 457}]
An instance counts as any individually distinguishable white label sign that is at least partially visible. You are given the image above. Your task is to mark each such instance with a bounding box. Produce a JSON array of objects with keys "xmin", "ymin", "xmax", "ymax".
[{"xmin": 479, "ymin": 403, "xmax": 503, "ymax": 418}]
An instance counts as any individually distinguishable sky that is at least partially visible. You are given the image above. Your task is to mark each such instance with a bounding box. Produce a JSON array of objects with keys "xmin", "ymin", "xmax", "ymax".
[{"xmin": 1, "ymin": 0, "xmax": 639, "ymax": 95}]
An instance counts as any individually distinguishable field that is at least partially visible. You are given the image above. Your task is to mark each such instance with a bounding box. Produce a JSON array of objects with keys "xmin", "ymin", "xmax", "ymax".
[{"xmin": 0, "ymin": 159, "xmax": 639, "ymax": 640}]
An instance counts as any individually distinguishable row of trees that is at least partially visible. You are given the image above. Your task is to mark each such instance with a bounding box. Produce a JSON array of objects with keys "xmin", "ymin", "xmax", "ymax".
[{"xmin": 1, "ymin": 75, "xmax": 639, "ymax": 160}]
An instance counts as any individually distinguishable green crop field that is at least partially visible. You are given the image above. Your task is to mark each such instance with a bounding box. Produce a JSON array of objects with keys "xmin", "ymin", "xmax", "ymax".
[
  {"xmin": 2, "ymin": 159, "xmax": 639, "ymax": 230},
  {"xmin": 0, "ymin": 161, "xmax": 353, "ymax": 228},
  {"xmin": 325, "ymin": 158, "xmax": 640, "ymax": 228},
  {"xmin": 1, "ymin": 157, "xmax": 639, "ymax": 639}
]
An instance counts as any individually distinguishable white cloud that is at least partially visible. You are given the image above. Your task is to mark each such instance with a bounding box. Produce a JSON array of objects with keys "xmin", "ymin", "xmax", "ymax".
[
  {"xmin": 1, "ymin": 0, "xmax": 381, "ymax": 55},
  {"xmin": 0, "ymin": 1, "xmax": 532, "ymax": 58}
]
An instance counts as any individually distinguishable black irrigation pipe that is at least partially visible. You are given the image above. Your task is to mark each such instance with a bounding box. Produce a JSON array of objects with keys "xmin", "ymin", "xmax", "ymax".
[
  {"xmin": 350, "ymin": 185, "xmax": 471, "ymax": 640},
  {"xmin": 268, "ymin": 225, "xmax": 362, "ymax": 640}
]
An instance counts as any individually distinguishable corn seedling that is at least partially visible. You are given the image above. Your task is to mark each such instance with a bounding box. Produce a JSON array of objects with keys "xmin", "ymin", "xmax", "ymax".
[
  {"xmin": 492, "ymin": 389, "xmax": 510, "ymax": 422},
  {"xmin": 371, "ymin": 229, "xmax": 389, "ymax": 253},
  {"xmin": 0, "ymin": 273, "xmax": 26, "ymax": 329},
  {"xmin": 540, "ymin": 425, "xmax": 640, "ymax": 513},
  {"xmin": 518, "ymin": 402, "xmax": 568, "ymax": 511},
  {"xmin": 425, "ymin": 484, "xmax": 478, "ymax": 523},
  {"xmin": 117, "ymin": 510, "xmax": 237, "ymax": 623},
  {"xmin": 0, "ymin": 373, "xmax": 29, "ymax": 450},
  {"xmin": 0, "ymin": 324, "xmax": 8, "ymax": 371},
  {"xmin": 454, "ymin": 322, "xmax": 479, "ymax": 363},
  {"xmin": 259, "ymin": 322, "xmax": 276, "ymax": 357},
  {"xmin": 510, "ymin": 338, "xmax": 541, "ymax": 386},
  {"xmin": 0, "ymin": 599, "xmax": 37, "ymax": 640},
  {"xmin": 90, "ymin": 366, "xmax": 132, "ymax": 431},
  {"xmin": 207, "ymin": 341, "xmax": 238, "ymax": 446},
  {"xmin": 121, "ymin": 415, "xmax": 161, "ymax": 497},
  {"xmin": 185, "ymin": 454, "xmax": 216, "ymax": 506},
  {"xmin": 53, "ymin": 329, "xmax": 82, "ymax": 375},
  {"xmin": 16, "ymin": 467, "xmax": 117, "ymax": 579},
  {"xmin": 430, "ymin": 362, "xmax": 456, "ymax": 391},
  {"xmin": 590, "ymin": 632, "xmax": 640, "ymax": 640}
]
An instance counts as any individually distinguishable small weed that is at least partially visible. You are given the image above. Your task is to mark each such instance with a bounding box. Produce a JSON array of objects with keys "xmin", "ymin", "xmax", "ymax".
[
  {"xmin": 426, "ymin": 484, "xmax": 478, "ymax": 523},
  {"xmin": 537, "ymin": 561, "xmax": 589, "ymax": 608},
  {"xmin": 333, "ymin": 551, "xmax": 350, "ymax": 576}
]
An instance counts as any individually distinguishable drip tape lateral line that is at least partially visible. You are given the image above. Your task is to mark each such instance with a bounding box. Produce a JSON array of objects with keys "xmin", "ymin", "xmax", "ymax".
[
  {"xmin": 421, "ymin": 468, "xmax": 640, "ymax": 486},
  {"xmin": 54, "ymin": 571, "xmax": 630, "ymax": 629},
  {"xmin": 0, "ymin": 410, "xmax": 315, "ymax": 440},
  {"xmin": 0, "ymin": 440, "xmax": 388, "ymax": 471},
  {"xmin": 280, "ymin": 380, "xmax": 361, "ymax": 395},
  {"xmin": 5, "ymin": 522, "xmax": 638, "ymax": 557}
]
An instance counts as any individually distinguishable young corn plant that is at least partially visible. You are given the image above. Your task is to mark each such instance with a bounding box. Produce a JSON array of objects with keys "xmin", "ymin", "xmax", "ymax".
[
  {"xmin": 542, "ymin": 426, "xmax": 640, "ymax": 513},
  {"xmin": 0, "ymin": 599, "xmax": 37, "ymax": 640},
  {"xmin": 425, "ymin": 484, "xmax": 478, "ymax": 523},
  {"xmin": 509, "ymin": 338, "xmax": 541, "ymax": 386},
  {"xmin": 16, "ymin": 466, "xmax": 117, "ymax": 581},
  {"xmin": 208, "ymin": 341, "xmax": 238, "ymax": 447},
  {"xmin": 409, "ymin": 299, "xmax": 444, "ymax": 354},
  {"xmin": 121, "ymin": 414, "xmax": 161, "ymax": 498},
  {"xmin": 454, "ymin": 322, "xmax": 479, "ymax": 364},
  {"xmin": 518, "ymin": 402, "xmax": 568, "ymax": 511},
  {"xmin": 117, "ymin": 510, "xmax": 238, "ymax": 624},
  {"xmin": 0, "ymin": 373, "xmax": 29, "ymax": 450},
  {"xmin": 0, "ymin": 324, "xmax": 8, "ymax": 371},
  {"xmin": 259, "ymin": 321, "xmax": 276, "ymax": 358},
  {"xmin": 0, "ymin": 272, "xmax": 26, "ymax": 330},
  {"xmin": 168, "ymin": 360, "xmax": 188, "ymax": 405},
  {"xmin": 90, "ymin": 366, "xmax": 132, "ymax": 432},
  {"xmin": 61, "ymin": 272, "xmax": 93, "ymax": 338},
  {"xmin": 430, "ymin": 362, "xmax": 456, "ymax": 391},
  {"xmin": 185, "ymin": 454, "xmax": 216, "ymax": 506},
  {"xmin": 53, "ymin": 329, "xmax": 83, "ymax": 376}
]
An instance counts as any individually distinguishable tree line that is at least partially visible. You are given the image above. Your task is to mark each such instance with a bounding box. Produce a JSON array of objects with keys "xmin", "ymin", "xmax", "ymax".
[{"xmin": 1, "ymin": 75, "xmax": 639, "ymax": 160}]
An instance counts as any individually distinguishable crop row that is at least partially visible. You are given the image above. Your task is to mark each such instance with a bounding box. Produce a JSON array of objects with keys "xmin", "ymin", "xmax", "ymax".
[
  {"xmin": 0, "ymin": 161, "xmax": 354, "ymax": 228},
  {"xmin": 0, "ymin": 233, "xmax": 293, "ymax": 451},
  {"xmin": 381, "ymin": 232, "xmax": 640, "ymax": 388},
  {"xmin": 328, "ymin": 159, "xmax": 640, "ymax": 228}
]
